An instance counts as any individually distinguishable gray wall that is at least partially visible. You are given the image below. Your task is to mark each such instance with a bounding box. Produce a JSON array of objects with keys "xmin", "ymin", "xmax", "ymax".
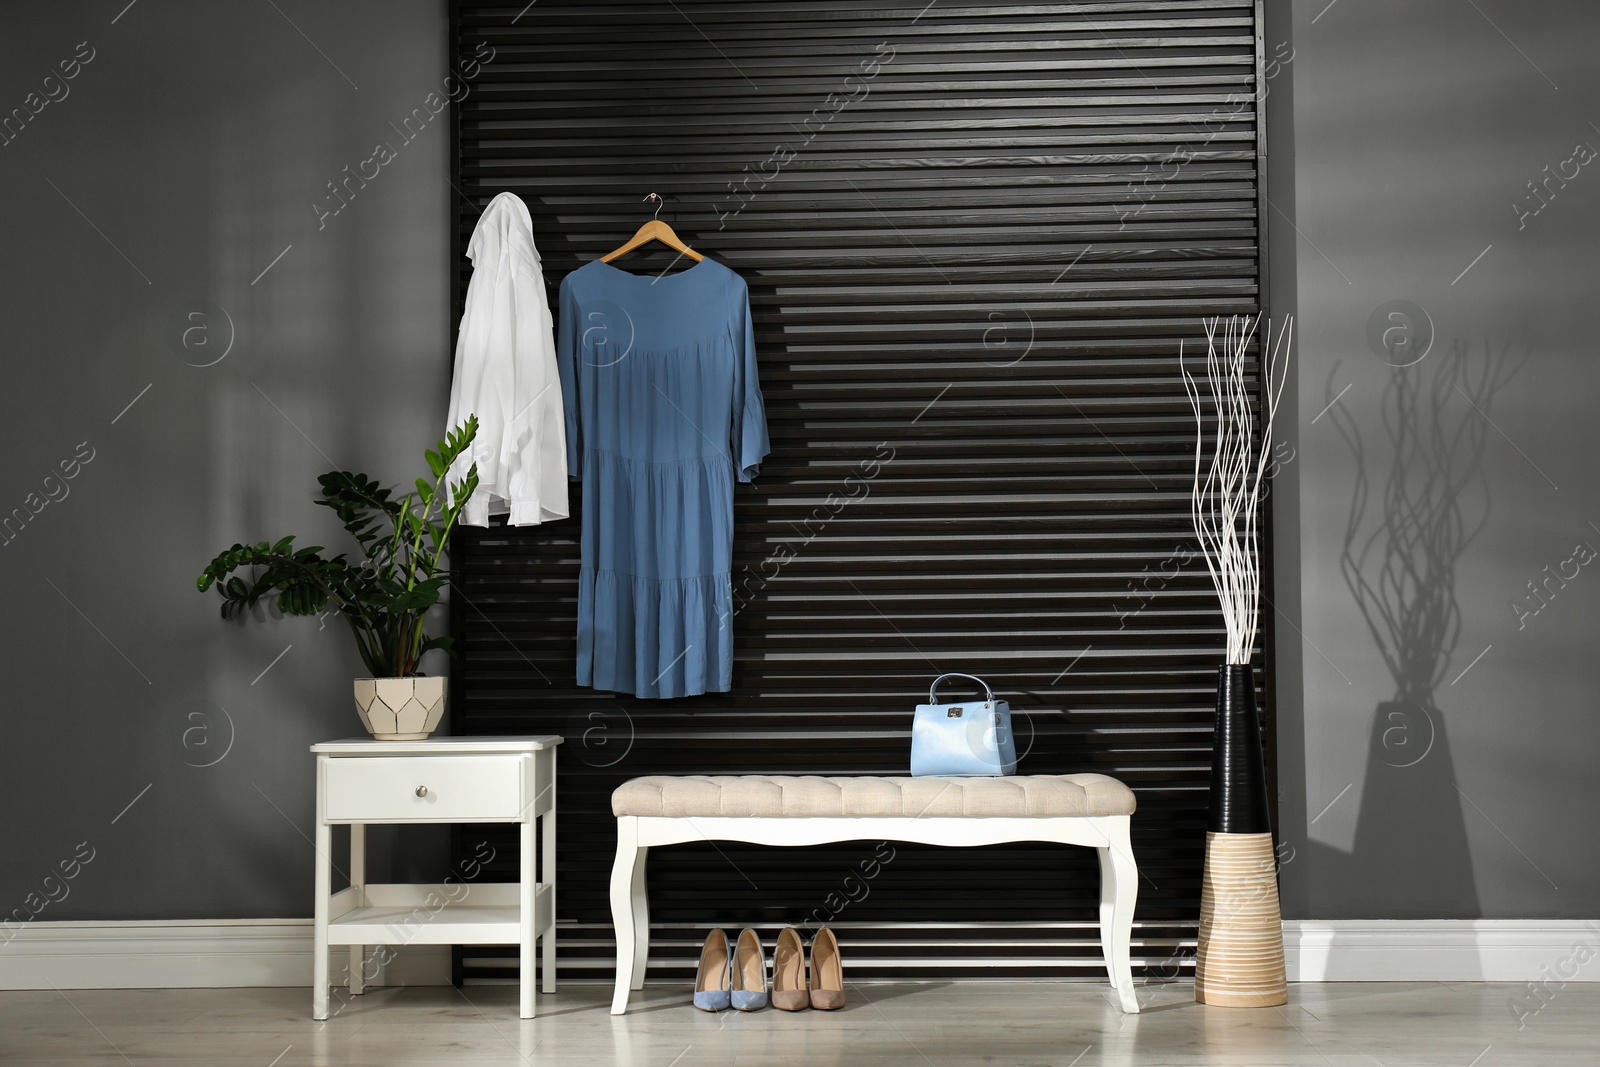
[
  {"xmin": 1269, "ymin": 0, "xmax": 1600, "ymax": 920},
  {"xmin": 0, "ymin": 0, "xmax": 452, "ymax": 920}
]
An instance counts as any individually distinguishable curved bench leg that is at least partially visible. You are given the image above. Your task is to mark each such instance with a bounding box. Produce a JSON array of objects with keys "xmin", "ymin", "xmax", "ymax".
[
  {"xmin": 610, "ymin": 817, "xmax": 641, "ymax": 1014},
  {"xmin": 1098, "ymin": 815, "xmax": 1140, "ymax": 1013},
  {"xmin": 630, "ymin": 847, "xmax": 649, "ymax": 989}
]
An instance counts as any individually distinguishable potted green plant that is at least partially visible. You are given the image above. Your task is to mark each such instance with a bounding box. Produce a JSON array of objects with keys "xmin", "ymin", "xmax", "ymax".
[{"xmin": 198, "ymin": 419, "xmax": 480, "ymax": 740}]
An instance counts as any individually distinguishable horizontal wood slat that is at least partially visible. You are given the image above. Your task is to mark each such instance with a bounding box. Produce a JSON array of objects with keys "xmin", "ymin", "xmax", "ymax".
[{"xmin": 449, "ymin": 0, "xmax": 1265, "ymax": 983}]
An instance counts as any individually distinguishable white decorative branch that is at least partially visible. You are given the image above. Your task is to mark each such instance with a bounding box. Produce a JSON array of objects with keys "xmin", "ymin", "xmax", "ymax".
[{"xmin": 1181, "ymin": 315, "xmax": 1293, "ymax": 665}]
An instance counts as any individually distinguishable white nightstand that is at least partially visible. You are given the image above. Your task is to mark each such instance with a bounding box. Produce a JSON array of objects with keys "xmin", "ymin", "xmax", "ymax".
[{"xmin": 310, "ymin": 735, "xmax": 562, "ymax": 1020}]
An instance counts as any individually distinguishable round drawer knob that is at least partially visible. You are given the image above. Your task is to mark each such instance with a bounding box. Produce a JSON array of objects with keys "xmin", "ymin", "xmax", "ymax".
[{"xmin": 416, "ymin": 786, "xmax": 428, "ymax": 797}]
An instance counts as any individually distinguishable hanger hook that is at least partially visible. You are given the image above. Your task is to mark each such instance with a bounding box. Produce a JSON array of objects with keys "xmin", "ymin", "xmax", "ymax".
[{"xmin": 643, "ymin": 192, "xmax": 662, "ymax": 218}]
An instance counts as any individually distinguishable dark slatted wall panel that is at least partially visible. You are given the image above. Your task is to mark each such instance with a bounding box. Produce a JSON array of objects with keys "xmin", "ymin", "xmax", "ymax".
[{"xmin": 448, "ymin": 0, "xmax": 1267, "ymax": 982}]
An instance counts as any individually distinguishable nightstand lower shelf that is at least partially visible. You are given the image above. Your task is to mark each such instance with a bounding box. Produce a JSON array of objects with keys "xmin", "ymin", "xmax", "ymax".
[{"xmin": 326, "ymin": 884, "xmax": 552, "ymax": 946}]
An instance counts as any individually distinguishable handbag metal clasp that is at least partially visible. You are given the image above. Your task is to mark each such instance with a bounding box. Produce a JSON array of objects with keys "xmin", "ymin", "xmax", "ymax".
[{"xmin": 947, "ymin": 706, "xmax": 963, "ymax": 718}]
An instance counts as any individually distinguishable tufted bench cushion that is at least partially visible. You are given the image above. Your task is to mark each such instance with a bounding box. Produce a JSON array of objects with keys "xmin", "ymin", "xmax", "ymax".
[{"xmin": 611, "ymin": 773, "xmax": 1136, "ymax": 819}]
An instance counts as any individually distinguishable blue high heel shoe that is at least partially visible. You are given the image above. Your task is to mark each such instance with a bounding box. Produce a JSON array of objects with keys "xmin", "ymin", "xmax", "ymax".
[
  {"xmin": 731, "ymin": 928, "xmax": 768, "ymax": 1011},
  {"xmin": 692, "ymin": 929, "xmax": 732, "ymax": 1011}
]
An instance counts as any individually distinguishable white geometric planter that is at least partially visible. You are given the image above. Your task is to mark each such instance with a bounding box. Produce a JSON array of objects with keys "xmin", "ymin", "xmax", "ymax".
[{"xmin": 352, "ymin": 677, "xmax": 446, "ymax": 741}]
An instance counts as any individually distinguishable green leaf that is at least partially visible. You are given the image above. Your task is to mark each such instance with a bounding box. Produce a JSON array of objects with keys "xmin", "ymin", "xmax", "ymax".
[
  {"xmin": 201, "ymin": 421, "xmax": 482, "ymax": 669},
  {"xmin": 389, "ymin": 586, "xmax": 440, "ymax": 611}
]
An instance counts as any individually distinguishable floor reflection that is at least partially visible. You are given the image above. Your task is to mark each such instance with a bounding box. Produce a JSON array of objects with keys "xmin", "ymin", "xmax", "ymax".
[{"xmin": 3, "ymin": 981, "xmax": 1593, "ymax": 1066}]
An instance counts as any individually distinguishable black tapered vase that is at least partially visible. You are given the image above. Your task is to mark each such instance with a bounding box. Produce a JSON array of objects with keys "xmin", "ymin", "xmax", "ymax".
[
  {"xmin": 1207, "ymin": 663, "xmax": 1271, "ymax": 835},
  {"xmin": 1194, "ymin": 662, "xmax": 1286, "ymax": 1006}
]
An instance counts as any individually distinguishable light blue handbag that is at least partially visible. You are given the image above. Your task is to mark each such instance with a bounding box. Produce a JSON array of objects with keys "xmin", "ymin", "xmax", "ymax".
[{"xmin": 910, "ymin": 673, "xmax": 1018, "ymax": 777}]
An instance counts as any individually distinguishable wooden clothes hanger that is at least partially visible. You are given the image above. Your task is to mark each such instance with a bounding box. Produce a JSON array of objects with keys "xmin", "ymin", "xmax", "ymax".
[{"xmin": 600, "ymin": 193, "xmax": 704, "ymax": 263}]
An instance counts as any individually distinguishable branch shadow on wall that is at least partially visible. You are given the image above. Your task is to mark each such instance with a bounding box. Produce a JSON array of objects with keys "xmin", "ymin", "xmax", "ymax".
[{"xmin": 1307, "ymin": 340, "xmax": 1522, "ymax": 926}]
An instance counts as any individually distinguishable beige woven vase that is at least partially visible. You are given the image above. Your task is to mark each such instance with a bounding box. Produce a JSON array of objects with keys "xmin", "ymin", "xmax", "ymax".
[{"xmin": 1194, "ymin": 831, "xmax": 1288, "ymax": 1007}]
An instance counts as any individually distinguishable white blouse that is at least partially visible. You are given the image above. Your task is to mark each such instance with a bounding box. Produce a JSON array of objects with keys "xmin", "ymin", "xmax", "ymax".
[{"xmin": 446, "ymin": 192, "xmax": 569, "ymax": 525}]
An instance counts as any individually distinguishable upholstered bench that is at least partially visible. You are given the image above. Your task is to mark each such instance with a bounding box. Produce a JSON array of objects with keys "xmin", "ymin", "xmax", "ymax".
[{"xmin": 608, "ymin": 773, "xmax": 1140, "ymax": 1014}]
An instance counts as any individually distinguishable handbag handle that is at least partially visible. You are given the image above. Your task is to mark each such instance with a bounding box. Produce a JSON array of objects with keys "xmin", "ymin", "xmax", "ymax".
[{"xmin": 928, "ymin": 673, "xmax": 994, "ymax": 705}]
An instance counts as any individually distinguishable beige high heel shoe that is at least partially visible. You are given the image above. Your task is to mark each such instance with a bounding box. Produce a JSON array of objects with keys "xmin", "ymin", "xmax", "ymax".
[
  {"xmin": 772, "ymin": 927, "xmax": 808, "ymax": 1011},
  {"xmin": 809, "ymin": 927, "xmax": 845, "ymax": 1010}
]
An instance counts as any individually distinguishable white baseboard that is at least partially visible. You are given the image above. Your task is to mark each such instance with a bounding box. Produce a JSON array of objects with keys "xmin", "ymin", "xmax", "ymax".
[
  {"xmin": 0, "ymin": 920, "xmax": 450, "ymax": 990},
  {"xmin": 1285, "ymin": 920, "xmax": 1600, "ymax": 982},
  {"xmin": 6, "ymin": 919, "xmax": 1599, "ymax": 989}
]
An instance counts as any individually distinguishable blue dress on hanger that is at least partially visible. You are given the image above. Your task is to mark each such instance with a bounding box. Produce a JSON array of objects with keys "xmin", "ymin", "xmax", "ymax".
[{"xmin": 556, "ymin": 257, "xmax": 769, "ymax": 699}]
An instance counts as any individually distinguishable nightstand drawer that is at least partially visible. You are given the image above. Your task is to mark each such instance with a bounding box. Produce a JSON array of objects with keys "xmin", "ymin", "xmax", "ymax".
[{"xmin": 323, "ymin": 755, "xmax": 524, "ymax": 822}]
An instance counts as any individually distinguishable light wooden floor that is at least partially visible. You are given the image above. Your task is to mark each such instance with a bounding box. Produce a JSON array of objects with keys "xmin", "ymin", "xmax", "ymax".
[{"xmin": 0, "ymin": 980, "xmax": 1592, "ymax": 1065}]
